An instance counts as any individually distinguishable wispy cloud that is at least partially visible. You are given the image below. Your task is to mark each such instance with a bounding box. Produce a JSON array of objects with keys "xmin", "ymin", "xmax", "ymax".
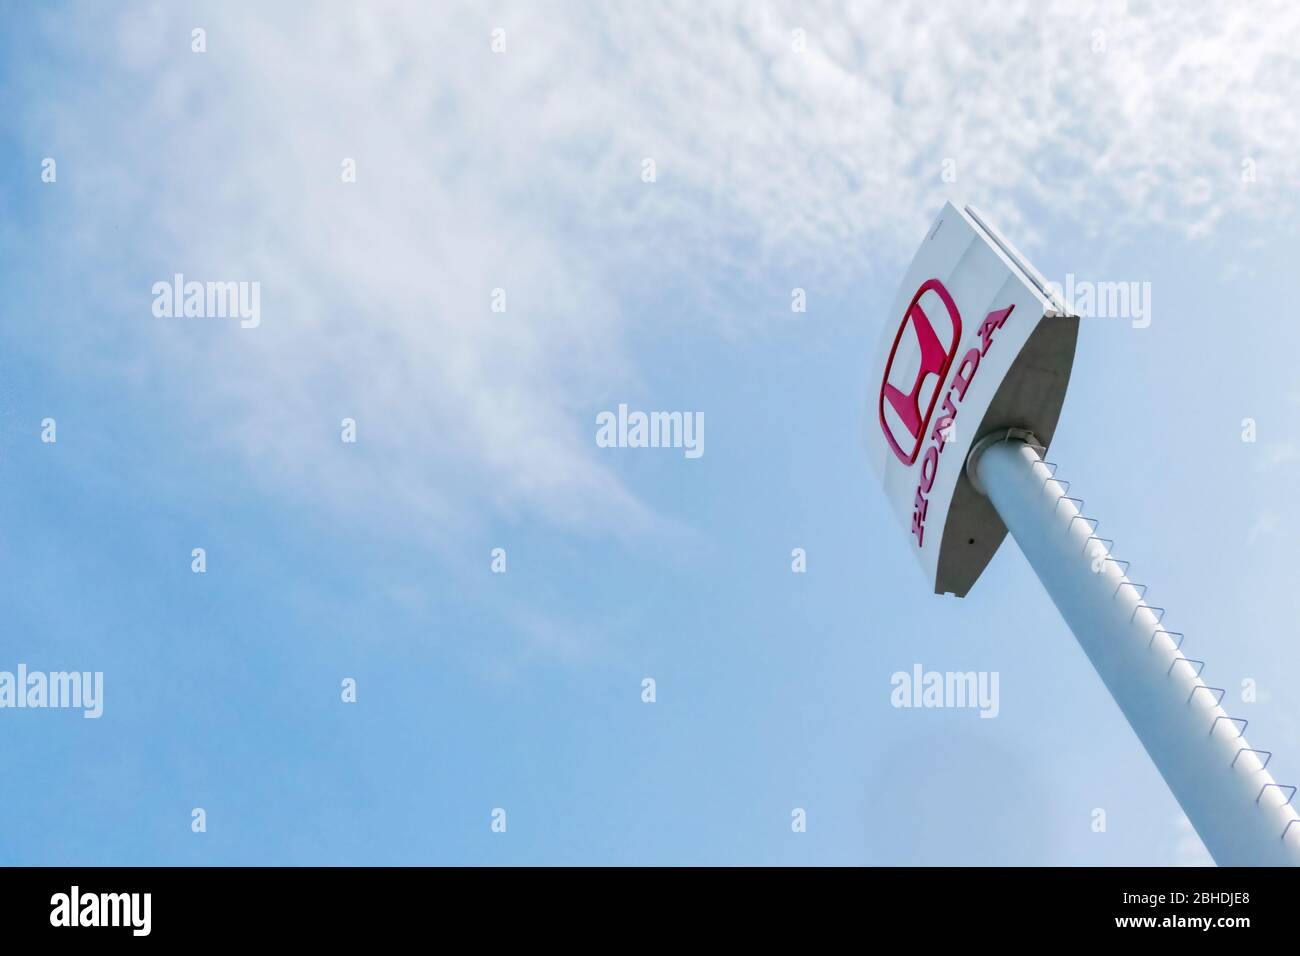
[
  {"xmin": 1247, "ymin": 512, "xmax": 1282, "ymax": 545},
  {"xmin": 1264, "ymin": 442, "xmax": 1300, "ymax": 467},
  {"xmin": 15, "ymin": 0, "xmax": 1300, "ymax": 539}
]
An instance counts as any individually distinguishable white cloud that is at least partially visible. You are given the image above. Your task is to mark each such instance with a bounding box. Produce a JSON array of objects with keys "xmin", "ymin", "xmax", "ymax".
[{"xmin": 22, "ymin": 0, "xmax": 1300, "ymax": 537}]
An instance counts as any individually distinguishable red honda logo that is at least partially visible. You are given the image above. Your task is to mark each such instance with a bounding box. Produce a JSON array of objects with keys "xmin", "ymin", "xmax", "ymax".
[{"xmin": 879, "ymin": 279, "xmax": 962, "ymax": 465}]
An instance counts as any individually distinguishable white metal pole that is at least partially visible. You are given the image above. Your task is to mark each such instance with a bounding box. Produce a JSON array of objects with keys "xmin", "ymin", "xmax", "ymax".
[{"xmin": 968, "ymin": 432, "xmax": 1300, "ymax": 866}]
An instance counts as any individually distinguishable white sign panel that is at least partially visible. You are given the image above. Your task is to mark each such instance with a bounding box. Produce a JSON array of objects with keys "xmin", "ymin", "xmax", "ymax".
[{"xmin": 866, "ymin": 203, "xmax": 1075, "ymax": 595}]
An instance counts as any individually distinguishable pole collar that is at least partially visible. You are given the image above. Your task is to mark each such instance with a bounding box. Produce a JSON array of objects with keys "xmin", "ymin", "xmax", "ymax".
[{"xmin": 965, "ymin": 427, "xmax": 1043, "ymax": 497}]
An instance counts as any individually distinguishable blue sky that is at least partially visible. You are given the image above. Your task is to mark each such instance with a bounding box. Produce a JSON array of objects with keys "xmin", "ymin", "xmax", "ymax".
[{"xmin": 2, "ymin": 0, "xmax": 1300, "ymax": 865}]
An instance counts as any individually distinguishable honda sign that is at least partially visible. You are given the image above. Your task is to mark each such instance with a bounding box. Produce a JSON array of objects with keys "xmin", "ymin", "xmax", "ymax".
[{"xmin": 866, "ymin": 203, "xmax": 1079, "ymax": 596}]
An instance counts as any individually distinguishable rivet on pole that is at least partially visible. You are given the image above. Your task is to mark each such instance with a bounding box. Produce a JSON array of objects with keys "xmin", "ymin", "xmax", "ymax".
[
  {"xmin": 1209, "ymin": 716, "xmax": 1247, "ymax": 738},
  {"xmin": 1081, "ymin": 535, "xmax": 1113, "ymax": 556},
  {"xmin": 1232, "ymin": 748, "xmax": 1271, "ymax": 770},
  {"xmin": 1069, "ymin": 515, "xmax": 1099, "ymax": 535},
  {"xmin": 1256, "ymin": 783, "xmax": 1297, "ymax": 806},
  {"xmin": 1149, "ymin": 629, "xmax": 1184, "ymax": 650},
  {"xmin": 1167, "ymin": 657, "xmax": 1205, "ymax": 677},
  {"xmin": 1189, "ymin": 685, "xmax": 1226, "ymax": 706},
  {"xmin": 1132, "ymin": 605, "xmax": 1165, "ymax": 624}
]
